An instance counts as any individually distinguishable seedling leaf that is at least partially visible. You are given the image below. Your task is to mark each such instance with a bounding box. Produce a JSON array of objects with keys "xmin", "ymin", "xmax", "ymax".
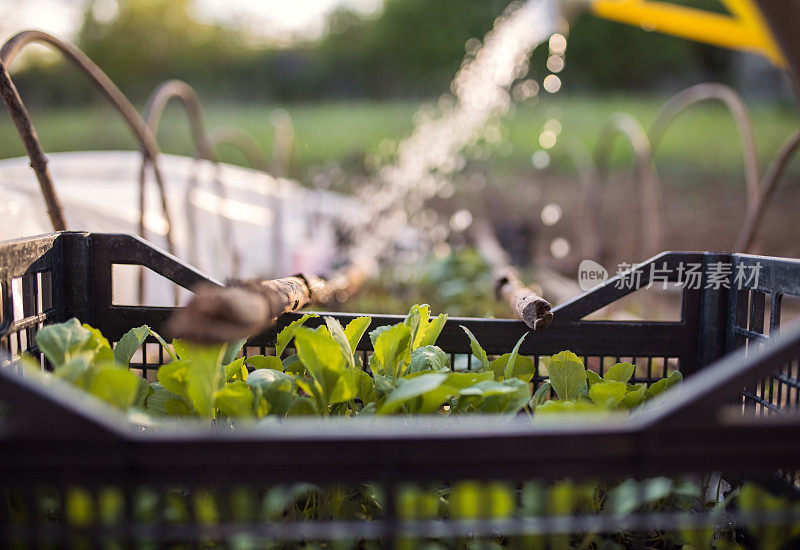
[
  {"xmin": 89, "ymin": 366, "xmax": 140, "ymax": 410},
  {"xmin": 503, "ymin": 333, "xmax": 528, "ymax": 380},
  {"xmin": 222, "ymin": 338, "xmax": 247, "ymax": 366},
  {"xmin": 35, "ymin": 318, "xmax": 91, "ymax": 366},
  {"xmin": 344, "ymin": 316, "xmax": 371, "ymax": 356},
  {"xmin": 214, "ymin": 380, "xmax": 254, "ymax": 418},
  {"xmin": 276, "ymin": 313, "xmax": 318, "ymax": 357},
  {"xmin": 370, "ymin": 323, "xmax": 411, "ymax": 380},
  {"xmin": 460, "ymin": 326, "xmax": 489, "ymax": 370},
  {"xmin": 548, "ymin": 351, "xmax": 587, "ymax": 401},
  {"xmin": 407, "ymin": 345, "xmax": 450, "ymax": 374},
  {"xmin": 246, "ymin": 355, "xmax": 283, "ymax": 371},
  {"xmin": 417, "ymin": 313, "xmax": 447, "ymax": 348},
  {"xmin": 605, "ymin": 362, "xmax": 635, "ymax": 384},
  {"xmin": 379, "ymin": 373, "xmax": 448, "ymax": 414},
  {"xmin": 588, "ymin": 380, "xmax": 627, "ymax": 409},
  {"xmin": 530, "ymin": 381, "xmax": 552, "ymax": 410},
  {"xmin": 325, "ymin": 316, "xmax": 354, "ymax": 369},
  {"xmin": 586, "ymin": 370, "xmax": 603, "ymax": 387},
  {"xmin": 114, "ymin": 325, "xmax": 150, "ymax": 366}
]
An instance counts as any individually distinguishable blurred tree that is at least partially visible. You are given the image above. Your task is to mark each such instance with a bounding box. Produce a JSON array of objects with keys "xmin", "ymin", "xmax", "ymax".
[
  {"xmin": 318, "ymin": 0, "xmax": 512, "ymax": 97},
  {"xmin": 7, "ymin": 0, "xmax": 736, "ymax": 106},
  {"xmin": 77, "ymin": 0, "xmax": 250, "ymax": 99},
  {"xmin": 313, "ymin": 0, "xmax": 732, "ymax": 97}
]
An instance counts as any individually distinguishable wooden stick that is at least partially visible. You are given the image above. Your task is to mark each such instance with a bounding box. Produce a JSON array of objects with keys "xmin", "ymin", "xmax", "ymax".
[
  {"xmin": 471, "ymin": 219, "xmax": 553, "ymax": 330},
  {"xmin": 0, "ymin": 61, "xmax": 66, "ymax": 231},
  {"xmin": 164, "ymin": 284, "xmax": 271, "ymax": 343},
  {"xmin": 495, "ymin": 266, "xmax": 553, "ymax": 330},
  {"xmin": 166, "ymin": 269, "xmax": 366, "ymax": 343},
  {"xmin": 305, "ymin": 265, "xmax": 367, "ymax": 306}
]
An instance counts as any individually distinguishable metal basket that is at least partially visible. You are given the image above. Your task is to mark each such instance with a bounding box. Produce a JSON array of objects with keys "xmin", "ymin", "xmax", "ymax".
[{"xmin": 2, "ymin": 231, "xmax": 800, "ymax": 548}]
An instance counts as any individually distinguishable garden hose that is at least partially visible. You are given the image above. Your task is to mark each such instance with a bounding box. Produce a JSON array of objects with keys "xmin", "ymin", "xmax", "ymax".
[{"xmin": 589, "ymin": 0, "xmax": 784, "ymax": 66}]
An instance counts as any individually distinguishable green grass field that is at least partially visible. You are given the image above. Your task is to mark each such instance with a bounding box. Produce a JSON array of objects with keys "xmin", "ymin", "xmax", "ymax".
[{"xmin": 0, "ymin": 95, "xmax": 797, "ymax": 183}]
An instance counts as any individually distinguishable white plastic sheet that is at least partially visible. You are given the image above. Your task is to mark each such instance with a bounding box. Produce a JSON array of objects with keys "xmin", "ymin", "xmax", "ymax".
[{"xmin": 0, "ymin": 151, "xmax": 364, "ymax": 306}]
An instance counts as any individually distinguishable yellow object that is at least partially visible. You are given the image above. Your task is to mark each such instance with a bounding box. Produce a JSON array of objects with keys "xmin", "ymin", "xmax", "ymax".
[{"xmin": 590, "ymin": 0, "xmax": 785, "ymax": 66}]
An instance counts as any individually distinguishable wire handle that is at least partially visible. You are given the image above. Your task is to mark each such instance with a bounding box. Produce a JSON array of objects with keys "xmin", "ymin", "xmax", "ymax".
[
  {"xmin": 0, "ymin": 62, "xmax": 65, "ymax": 231},
  {"xmin": 0, "ymin": 31, "xmax": 176, "ymax": 256}
]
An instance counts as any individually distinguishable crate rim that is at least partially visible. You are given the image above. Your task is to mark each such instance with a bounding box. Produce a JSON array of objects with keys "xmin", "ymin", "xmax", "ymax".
[{"xmin": 3, "ymin": 231, "xmax": 800, "ymax": 484}]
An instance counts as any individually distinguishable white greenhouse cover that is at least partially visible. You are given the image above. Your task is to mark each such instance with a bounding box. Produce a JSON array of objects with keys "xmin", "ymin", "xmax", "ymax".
[{"xmin": 0, "ymin": 151, "xmax": 364, "ymax": 306}]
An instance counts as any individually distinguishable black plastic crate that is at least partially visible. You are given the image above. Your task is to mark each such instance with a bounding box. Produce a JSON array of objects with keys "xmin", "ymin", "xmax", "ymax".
[{"xmin": 2, "ymin": 231, "xmax": 800, "ymax": 548}]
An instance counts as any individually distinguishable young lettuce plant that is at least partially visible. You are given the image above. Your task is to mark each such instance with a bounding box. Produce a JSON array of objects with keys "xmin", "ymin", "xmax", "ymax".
[
  {"xmin": 21, "ymin": 316, "xmax": 773, "ymax": 550},
  {"xmin": 244, "ymin": 313, "xmax": 373, "ymax": 417},
  {"xmin": 32, "ymin": 318, "xmax": 256, "ymax": 420},
  {"xmin": 362, "ymin": 305, "xmax": 533, "ymax": 415},
  {"xmin": 30, "ymin": 305, "xmax": 682, "ymax": 423},
  {"xmin": 534, "ymin": 351, "xmax": 682, "ymax": 415},
  {"xmin": 459, "ymin": 329, "xmax": 682, "ymax": 416},
  {"xmin": 32, "ymin": 318, "xmax": 151, "ymax": 411}
]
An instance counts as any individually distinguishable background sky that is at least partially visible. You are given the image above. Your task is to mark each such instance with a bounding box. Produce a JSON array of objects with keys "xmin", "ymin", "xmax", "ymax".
[
  {"xmin": 195, "ymin": 0, "xmax": 383, "ymax": 43},
  {"xmin": 0, "ymin": 0, "xmax": 384, "ymax": 43}
]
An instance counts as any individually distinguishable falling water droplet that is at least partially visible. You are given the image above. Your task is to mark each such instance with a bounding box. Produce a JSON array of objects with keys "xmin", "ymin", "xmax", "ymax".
[
  {"xmin": 430, "ymin": 225, "xmax": 448, "ymax": 243},
  {"xmin": 549, "ymin": 33, "xmax": 567, "ymax": 55},
  {"xmin": 438, "ymin": 182, "xmax": 455, "ymax": 199},
  {"xmin": 531, "ymin": 150, "xmax": 551, "ymax": 169},
  {"xmin": 540, "ymin": 203, "xmax": 562, "ymax": 226},
  {"xmin": 550, "ymin": 237, "xmax": 570, "ymax": 258},
  {"xmin": 539, "ymin": 130, "xmax": 557, "ymax": 149},
  {"xmin": 449, "ymin": 209, "xmax": 474, "ymax": 232},
  {"xmin": 343, "ymin": 1, "xmax": 557, "ymax": 264},
  {"xmin": 543, "ymin": 75, "xmax": 562, "ymax": 93},
  {"xmin": 434, "ymin": 242, "xmax": 452, "ymax": 259},
  {"xmin": 465, "ymin": 37, "xmax": 482, "ymax": 54},
  {"xmin": 546, "ymin": 55, "xmax": 565, "ymax": 73},
  {"xmin": 544, "ymin": 119, "xmax": 562, "ymax": 135}
]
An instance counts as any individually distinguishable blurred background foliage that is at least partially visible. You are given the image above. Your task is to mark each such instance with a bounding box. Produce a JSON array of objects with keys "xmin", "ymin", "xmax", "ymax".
[
  {"xmin": 11, "ymin": 0, "xmax": 739, "ymax": 105},
  {"xmin": 3, "ymin": 0, "xmax": 796, "ymax": 190},
  {"xmin": 334, "ymin": 248, "xmax": 509, "ymax": 318},
  {"xmin": 2, "ymin": 0, "xmax": 799, "ymax": 313}
]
